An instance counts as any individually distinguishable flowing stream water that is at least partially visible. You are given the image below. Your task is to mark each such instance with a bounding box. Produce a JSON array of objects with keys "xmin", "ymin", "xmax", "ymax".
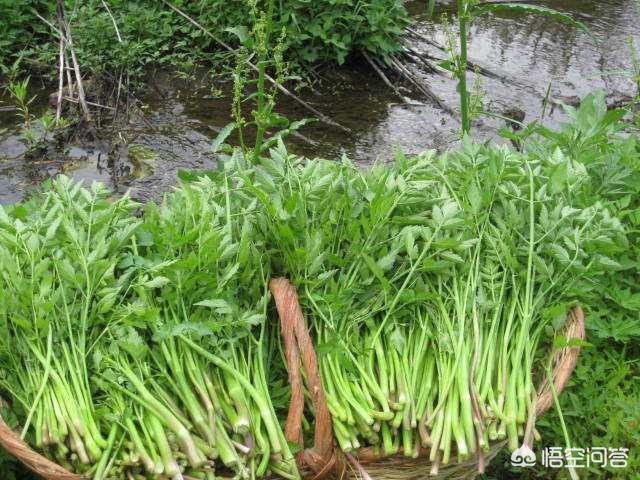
[{"xmin": 1, "ymin": 0, "xmax": 638, "ymax": 204}]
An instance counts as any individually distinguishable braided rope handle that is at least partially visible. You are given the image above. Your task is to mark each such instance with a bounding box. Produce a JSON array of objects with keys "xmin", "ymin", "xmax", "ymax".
[
  {"xmin": 269, "ymin": 278, "xmax": 345, "ymax": 479},
  {"xmin": 270, "ymin": 277, "xmax": 586, "ymax": 478}
]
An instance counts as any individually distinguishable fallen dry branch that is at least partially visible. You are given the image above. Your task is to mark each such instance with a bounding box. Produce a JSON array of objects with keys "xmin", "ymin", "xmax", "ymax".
[
  {"xmin": 35, "ymin": 5, "xmax": 92, "ymax": 123},
  {"xmin": 100, "ymin": 0, "xmax": 126, "ymax": 118},
  {"xmin": 361, "ymin": 51, "xmax": 407, "ymax": 102},
  {"xmin": 387, "ymin": 54, "xmax": 454, "ymax": 114},
  {"xmin": 401, "ymin": 48, "xmax": 442, "ymax": 75},
  {"xmin": 361, "ymin": 48, "xmax": 454, "ymax": 114},
  {"xmin": 61, "ymin": 96, "xmax": 115, "ymax": 111},
  {"xmin": 55, "ymin": 37, "xmax": 65, "ymax": 123},
  {"xmin": 404, "ymin": 26, "xmax": 509, "ymax": 81},
  {"xmin": 101, "ymin": 0, "xmax": 122, "ymax": 42},
  {"xmin": 56, "ymin": 1, "xmax": 91, "ymax": 122}
]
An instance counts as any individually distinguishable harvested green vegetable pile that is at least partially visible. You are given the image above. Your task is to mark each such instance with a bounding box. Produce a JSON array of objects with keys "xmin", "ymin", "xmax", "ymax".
[
  {"xmin": 0, "ymin": 176, "xmax": 298, "ymax": 480},
  {"xmin": 0, "ymin": 134, "xmax": 628, "ymax": 478},
  {"xmin": 249, "ymin": 143, "xmax": 625, "ymax": 465}
]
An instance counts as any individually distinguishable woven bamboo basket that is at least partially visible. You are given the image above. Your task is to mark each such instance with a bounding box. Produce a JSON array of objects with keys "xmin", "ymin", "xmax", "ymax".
[{"xmin": 0, "ymin": 278, "xmax": 585, "ymax": 480}]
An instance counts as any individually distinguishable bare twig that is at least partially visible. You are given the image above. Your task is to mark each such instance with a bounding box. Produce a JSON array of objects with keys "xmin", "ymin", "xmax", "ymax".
[
  {"xmin": 403, "ymin": 46, "xmax": 447, "ymax": 75},
  {"xmin": 159, "ymin": 0, "xmax": 350, "ymax": 132},
  {"xmin": 405, "ymin": 26, "xmax": 447, "ymax": 51},
  {"xmin": 388, "ymin": 54, "xmax": 454, "ymax": 114},
  {"xmin": 403, "ymin": 29, "xmax": 507, "ymax": 81},
  {"xmin": 101, "ymin": 0, "xmax": 122, "ymax": 42},
  {"xmin": 100, "ymin": 0, "xmax": 125, "ymax": 117},
  {"xmin": 57, "ymin": 0, "xmax": 91, "ymax": 122},
  {"xmin": 34, "ymin": 10, "xmax": 75, "ymax": 121},
  {"xmin": 125, "ymin": 72, "xmax": 131, "ymax": 115},
  {"xmin": 55, "ymin": 37, "xmax": 65, "ymax": 123},
  {"xmin": 61, "ymin": 96, "xmax": 116, "ymax": 111},
  {"xmin": 291, "ymin": 130, "xmax": 318, "ymax": 147},
  {"xmin": 402, "ymin": 49, "xmax": 439, "ymax": 75},
  {"xmin": 114, "ymin": 72, "xmax": 124, "ymax": 117},
  {"xmin": 33, "ymin": 12, "xmax": 64, "ymax": 38},
  {"xmin": 101, "ymin": 70, "xmax": 156, "ymax": 130},
  {"xmin": 362, "ymin": 50, "xmax": 407, "ymax": 102},
  {"xmin": 64, "ymin": 53, "xmax": 75, "ymax": 95}
]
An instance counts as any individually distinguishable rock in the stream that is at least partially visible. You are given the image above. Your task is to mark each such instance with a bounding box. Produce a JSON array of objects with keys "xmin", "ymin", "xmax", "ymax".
[{"xmin": 502, "ymin": 107, "xmax": 526, "ymax": 131}]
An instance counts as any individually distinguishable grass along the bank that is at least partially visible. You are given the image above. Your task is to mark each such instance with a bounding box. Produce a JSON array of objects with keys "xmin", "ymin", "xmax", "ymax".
[{"xmin": 0, "ymin": 0, "xmax": 409, "ymax": 81}]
